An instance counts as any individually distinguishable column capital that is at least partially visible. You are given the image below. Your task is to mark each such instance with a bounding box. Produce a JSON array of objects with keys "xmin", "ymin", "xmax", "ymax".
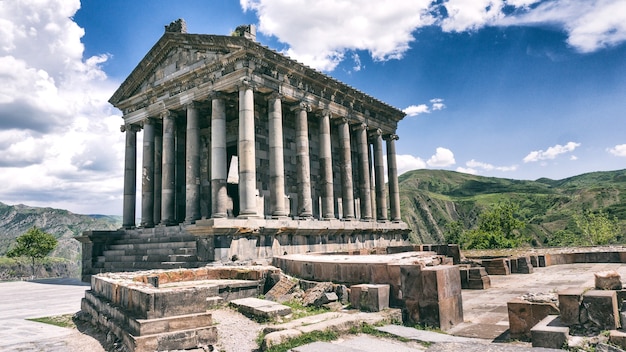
[
  {"xmin": 184, "ymin": 101, "xmax": 199, "ymax": 110},
  {"xmin": 121, "ymin": 124, "xmax": 141, "ymax": 133},
  {"xmin": 208, "ymin": 90, "xmax": 224, "ymax": 100},
  {"xmin": 318, "ymin": 109, "xmax": 332, "ymax": 118},
  {"xmin": 237, "ymin": 76, "xmax": 255, "ymax": 91},
  {"xmin": 384, "ymin": 133, "xmax": 399, "ymax": 141},
  {"xmin": 160, "ymin": 110, "xmax": 175, "ymax": 119},
  {"xmin": 291, "ymin": 101, "xmax": 311, "ymax": 112},
  {"xmin": 368, "ymin": 128, "xmax": 383, "ymax": 139},
  {"xmin": 351, "ymin": 122, "xmax": 368, "ymax": 132},
  {"xmin": 268, "ymin": 91, "xmax": 283, "ymax": 100},
  {"xmin": 142, "ymin": 117, "xmax": 156, "ymax": 127},
  {"xmin": 333, "ymin": 116, "xmax": 351, "ymax": 126}
]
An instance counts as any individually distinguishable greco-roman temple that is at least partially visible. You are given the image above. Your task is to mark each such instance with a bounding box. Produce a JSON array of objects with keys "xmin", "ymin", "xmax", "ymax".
[{"xmin": 78, "ymin": 20, "xmax": 411, "ymax": 281}]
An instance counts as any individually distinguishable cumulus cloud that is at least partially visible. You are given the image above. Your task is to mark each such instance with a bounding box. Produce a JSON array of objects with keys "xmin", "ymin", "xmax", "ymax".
[
  {"xmin": 241, "ymin": 0, "xmax": 626, "ymax": 71},
  {"xmin": 523, "ymin": 142, "xmax": 581, "ymax": 163},
  {"xmin": 427, "ymin": 147, "xmax": 456, "ymax": 167},
  {"xmin": 395, "ymin": 154, "xmax": 427, "ymax": 176},
  {"xmin": 0, "ymin": 0, "xmax": 124, "ymax": 214},
  {"xmin": 403, "ymin": 98, "xmax": 446, "ymax": 117},
  {"xmin": 608, "ymin": 144, "xmax": 626, "ymax": 157},
  {"xmin": 459, "ymin": 159, "xmax": 518, "ymax": 174}
]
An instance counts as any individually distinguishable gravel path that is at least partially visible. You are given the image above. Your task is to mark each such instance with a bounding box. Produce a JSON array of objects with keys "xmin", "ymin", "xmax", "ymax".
[{"xmin": 211, "ymin": 307, "xmax": 265, "ymax": 352}]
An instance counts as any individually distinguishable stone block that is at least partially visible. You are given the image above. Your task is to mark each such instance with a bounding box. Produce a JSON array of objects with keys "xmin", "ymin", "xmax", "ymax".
[
  {"xmin": 419, "ymin": 266, "xmax": 463, "ymax": 331},
  {"xmin": 482, "ymin": 258, "xmax": 510, "ymax": 275},
  {"xmin": 507, "ymin": 298, "xmax": 559, "ymax": 339},
  {"xmin": 558, "ymin": 287, "xmax": 585, "ymax": 326},
  {"xmin": 265, "ymin": 276, "xmax": 298, "ymax": 301},
  {"xmin": 538, "ymin": 254, "xmax": 551, "ymax": 267},
  {"xmin": 582, "ymin": 290, "xmax": 620, "ymax": 329},
  {"xmin": 530, "ymin": 315, "xmax": 569, "ymax": 349},
  {"xmin": 459, "ymin": 268, "xmax": 469, "ymax": 288},
  {"xmin": 467, "ymin": 276, "xmax": 491, "ymax": 289},
  {"xmin": 529, "ymin": 255, "xmax": 538, "ymax": 268},
  {"xmin": 516, "ymin": 256, "xmax": 533, "ymax": 274},
  {"xmin": 350, "ymin": 284, "xmax": 390, "ymax": 312},
  {"xmin": 229, "ymin": 297, "xmax": 292, "ymax": 319},
  {"xmin": 595, "ymin": 270, "xmax": 623, "ymax": 290},
  {"xmin": 609, "ymin": 330, "xmax": 626, "ymax": 350}
]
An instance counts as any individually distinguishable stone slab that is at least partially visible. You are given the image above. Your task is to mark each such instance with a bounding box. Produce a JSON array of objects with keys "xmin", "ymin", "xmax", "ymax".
[
  {"xmin": 558, "ymin": 287, "xmax": 585, "ymax": 326},
  {"xmin": 229, "ymin": 297, "xmax": 292, "ymax": 318},
  {"xmin": 350, "ymin": 284, "xmax": 390, "ymax": 312},
  {"xmin": 582, "ymin": 290, "xmax": 620, "ymax": 329},
  {"xmin": 507, "ymin": 298, "xmax": 559, "ymax": 339}
]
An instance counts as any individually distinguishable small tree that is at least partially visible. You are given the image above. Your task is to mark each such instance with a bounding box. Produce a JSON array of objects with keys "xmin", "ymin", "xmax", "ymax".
[
  {"xmin": 573, "ymin": 210, "xmax": 619, "ymax": 245},
  {"xmin": 460, "ymin": 201, "xmax": 527, "ymax": 249},
  {"xmin": 6, "ymin": 227, "xmax": 57, "ymax": 278}
]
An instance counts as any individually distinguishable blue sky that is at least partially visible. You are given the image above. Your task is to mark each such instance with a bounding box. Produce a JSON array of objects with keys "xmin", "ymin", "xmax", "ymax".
[{"xmin": 0, "ymin": 0, "xmax": 625, "ymax": 215}]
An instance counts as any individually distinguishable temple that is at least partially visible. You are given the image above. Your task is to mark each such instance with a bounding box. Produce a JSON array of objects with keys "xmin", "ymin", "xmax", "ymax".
[{"xmin": 78, "ymin": 20, "xmax": 411, "ymax": 280}]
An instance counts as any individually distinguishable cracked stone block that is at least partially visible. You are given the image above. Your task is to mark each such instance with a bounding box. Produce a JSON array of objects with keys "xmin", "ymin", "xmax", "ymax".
[
  {"xmin": 530, "ymin": 315, "xmax": 569, "ymax": 349},
  {"xmin": 581, "ymin": 290, "xmax": 620, "ymax": 330}
]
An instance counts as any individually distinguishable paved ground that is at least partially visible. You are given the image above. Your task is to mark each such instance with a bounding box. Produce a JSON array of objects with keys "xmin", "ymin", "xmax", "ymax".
[
  {"xmin": 1, "ymin": 263, "xmax": 624, "ymax": 351},
  {"xmin": 0, "ymin": 277, "xmax": 96, "ymax": 351}
]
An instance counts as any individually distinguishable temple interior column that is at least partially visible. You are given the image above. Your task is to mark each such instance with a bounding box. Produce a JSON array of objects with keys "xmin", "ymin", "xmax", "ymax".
[
  {"xmin": 368, "ymin": 144, "xmax": 377, "ymax": 219},
  {"xmin": 238, "ymin": 81, "xmax": 257, "ymax": 217},
  {"xmin": 294, "ymin": 103, "xmax": 313, "ymax": 218},
  {"xmin": 211, "ymin": 95, "xmax": 228, "ymax": 218},
  {"xmin": 160, "ymin": 111, "xmax": 176, "ymax": 225},
  {"xmin": 153, "ymin": 123, "xmax": 162, "ymax": 224},
  {"xmin": 185, "ymin": 102, "xmax": 201, "ymax": 223},
  {"xmin": 319, "ymin": 110, "xmax": 334, "ymax": 219},
  {"xmin": 337, "ymin": 118, "xmax": 355, "ymax": 220},
  {"xmin": 122, "ymin": 124, "xmax": 138, "ymax": 228},
  {"xmin": 385, "ymin": 134, "xmax": 402, "ymax": 222},
  {"xmin": 372, "ymin": 129, "xmax": 388, "ymax": 221},
  {"xmin": 268, "ymin": 93, "xmax": 288, "ymax": 217},
  {"xmin": 355, "ymin": 123, "xmax": 373, "ymax": 220},
  {"xmin": 141, "ymin": 118, "xmax": 155, "ymax": 227}
]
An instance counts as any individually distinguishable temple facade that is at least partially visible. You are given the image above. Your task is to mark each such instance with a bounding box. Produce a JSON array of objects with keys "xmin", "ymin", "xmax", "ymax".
[
  {"xmin": 111, "ymin": 21, "xmax": 406, "ymax": 228},
  {"xmin": 78, "ymin": 20, "xmax": 411, "ymax": 280}
]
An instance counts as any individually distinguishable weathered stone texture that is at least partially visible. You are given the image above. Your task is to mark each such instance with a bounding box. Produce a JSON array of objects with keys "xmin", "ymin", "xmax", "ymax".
[{"xmin": 507, "ymin": 298, "xmax": 559, "ymax": 339}]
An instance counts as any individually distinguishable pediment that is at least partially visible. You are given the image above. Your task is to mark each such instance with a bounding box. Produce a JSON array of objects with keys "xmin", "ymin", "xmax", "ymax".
[{"xmin": 110, "ymin": 33, "xmax": 245, "ymax": 107}]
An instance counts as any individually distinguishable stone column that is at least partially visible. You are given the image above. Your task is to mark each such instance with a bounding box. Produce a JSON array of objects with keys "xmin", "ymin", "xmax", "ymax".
[
  {"xmin": 372, "ymin": 129, "xmax": 388, "ymax": 221},
  {"xmin": 319, "ymin": 110, "xmax": 334, "ymax": 219},
  {"xmin": 238, "ymin": 80, "xmax": 257, "ymax": 218},
  {"xmin": 122, "ymin": 124, "xmax": 138, "ymax": 229},
  {"xmin": 153, "ymin": 123, "xmax": 162, "ymax": 224},
  {"xmin": 268, "ymin": 93, "xmax": 288, "ymax": 217},
  {"xmin": 160, "ymin": 111, "xmax": 176, "ymax": 225},
  {"xmin": 141, "ymin": 118, "xmax": 155, "ymax": 227},
  {"xmin": 385, "ymin": 134, "xmax": 402, "ymax": 222},
  {"xmin": 211, "ymin": 94, "xmax": 227, "ymax": 218},
  {"xmin": 185, "ymin": 102, "xmax": 201, "ymax": 223},
  {"xmin": 337, "ymin": 118, "xmax": 355, "ymax": 220},
  {"xmin": 354, "ymin": 123, "xmax": 373, "ymax": 221},
  {"xmin": 294, "ymin": 102, "xmax": 313, "ymax": 218}
]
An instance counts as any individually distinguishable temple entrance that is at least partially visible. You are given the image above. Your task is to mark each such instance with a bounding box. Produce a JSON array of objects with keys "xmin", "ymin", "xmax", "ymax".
[{"xmin": 226, "ymin": 145, "xmax": 240, "ymax": 217}]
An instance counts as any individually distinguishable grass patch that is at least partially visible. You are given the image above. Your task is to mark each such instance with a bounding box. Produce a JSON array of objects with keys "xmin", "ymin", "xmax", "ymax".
[
  {"xmin": 27, "ymin": 314, "xmax": 76, "ymax": 328},
  {"xmin": 263, "ymin": 330, "xmax": 339, "ymax": 352},
  {"xmin": 280, "ymin": 299, "xmax": 329, "ymax": 321}
]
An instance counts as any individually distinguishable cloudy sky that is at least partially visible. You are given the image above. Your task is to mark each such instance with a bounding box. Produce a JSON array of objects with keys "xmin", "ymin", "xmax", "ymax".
[{"xmin": 1, "ymin": 0, "xmax": 625, "ymax": 215}]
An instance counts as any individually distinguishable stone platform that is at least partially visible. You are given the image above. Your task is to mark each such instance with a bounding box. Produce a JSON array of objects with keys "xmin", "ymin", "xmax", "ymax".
[{"xmin": 78, "ymin": 219, "xmax": 411, "ymax": 282}]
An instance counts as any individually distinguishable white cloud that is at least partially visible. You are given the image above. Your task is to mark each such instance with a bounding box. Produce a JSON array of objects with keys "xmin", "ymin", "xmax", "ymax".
[
  {"xmin": 242, "ymin": 0, "xmax": 626, "ymax": 71},
  {"xmin": 395, "ymin": 154, "xmax": 427, "ymax": 176},
  {"xmin": 241, "ymin": 0, "xmax": 436, "ymax": 71},
  {"xmin": 466, "ymin": 159, "xmax": 518, "ymax": 172},
  {"xmin": 403, "ymin": 98, "xmax": 446, "ymax": 117},
  {"xmin": 456, "ymin": 167, "xmax": 479, "ymax": 175},
  {"xmin": 427, "ymin": 147, "xmax": 456, "ymax": 167},
  {"xmin": 608, "ymin": 144, "xmax": 626, "ymax": 157},
  {"xmin": 0, "ymin": 0, "xmax": 124, "ymax": 214},
  {"xmin": 523, "ymin": 142, "xmax": 581, "ymax": 163}
]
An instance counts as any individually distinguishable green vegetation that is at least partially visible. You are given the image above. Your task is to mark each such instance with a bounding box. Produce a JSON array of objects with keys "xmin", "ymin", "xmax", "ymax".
[
  {"xmin": 400, "ymin": 169, "xmax": 626, "ymax": 248},
  {"xmin": 27, "ymin": 314, "xmax": 76, "ymax": 328},
  {"xmin": 261, "ymin": 330, "xmax": 339, "ymax": 352},
  {"xmin": 7, "ymin": 227, "xmax": 58, "ymax": 277},
  {"xmin": 281, "ymin": 299, "xmax": 329, "ymax": 320}
]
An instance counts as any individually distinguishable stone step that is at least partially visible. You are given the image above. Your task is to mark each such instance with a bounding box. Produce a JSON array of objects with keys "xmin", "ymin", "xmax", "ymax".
[
  {"xmin": 103, "ymin": 247, "xmax": 197, "ymax": 257},
  {"xmin": 168, "ymin": 254, "xmax": 198, "ymax": 262},
  {"xmin": 107, "ymin": 241, "xmax": 197, "ymax": 251},
  {"xmin": 101, "ymin": 261, "xmax": 202, "ymax": 270},
  {"xmin": 102, "ymin": 255, "xmax": 173, "ymax": 263},
  {"xmin": 112, "ymin": 235, "xmax": 197, "ymax": 245}
]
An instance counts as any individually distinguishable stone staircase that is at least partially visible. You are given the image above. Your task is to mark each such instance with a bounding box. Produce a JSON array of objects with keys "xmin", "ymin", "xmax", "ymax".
[{"xmin": 92, "ymin": 226, "xmax": 207, "ymax": 273}]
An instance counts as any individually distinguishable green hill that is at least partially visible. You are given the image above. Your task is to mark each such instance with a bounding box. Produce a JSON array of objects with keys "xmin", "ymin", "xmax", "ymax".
[
  {"xmin": 0, "ymin": 202, "xmax": 121, "ymax": 262},
  {"xmin": 399, "ymin": 169, "xmax": 626, "ymax": 245}
]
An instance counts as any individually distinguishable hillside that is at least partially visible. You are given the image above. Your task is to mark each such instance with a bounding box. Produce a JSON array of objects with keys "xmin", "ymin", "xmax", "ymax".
[
  {"xmin": 0, "ymin": 202, "xmax": 121, "ymax": 262},
  {"xmin": 399, "ymin": 169, "xmax": 626, "ymax": 245}
]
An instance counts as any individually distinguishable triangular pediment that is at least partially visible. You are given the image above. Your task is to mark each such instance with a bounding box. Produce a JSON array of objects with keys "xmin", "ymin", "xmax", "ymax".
[{"xmin": 110, "ymin": 33, "xmax": 246, "ymax": 106}]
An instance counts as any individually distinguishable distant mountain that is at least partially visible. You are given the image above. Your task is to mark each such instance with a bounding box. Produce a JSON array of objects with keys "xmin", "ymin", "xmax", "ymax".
[
  {"xmin": 399, "ymin": 169, "xmax": 626, "ymax": 245},
  {"xmin": 0, "ymin": 202, "xmax": 121, "ymax": 262}
]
